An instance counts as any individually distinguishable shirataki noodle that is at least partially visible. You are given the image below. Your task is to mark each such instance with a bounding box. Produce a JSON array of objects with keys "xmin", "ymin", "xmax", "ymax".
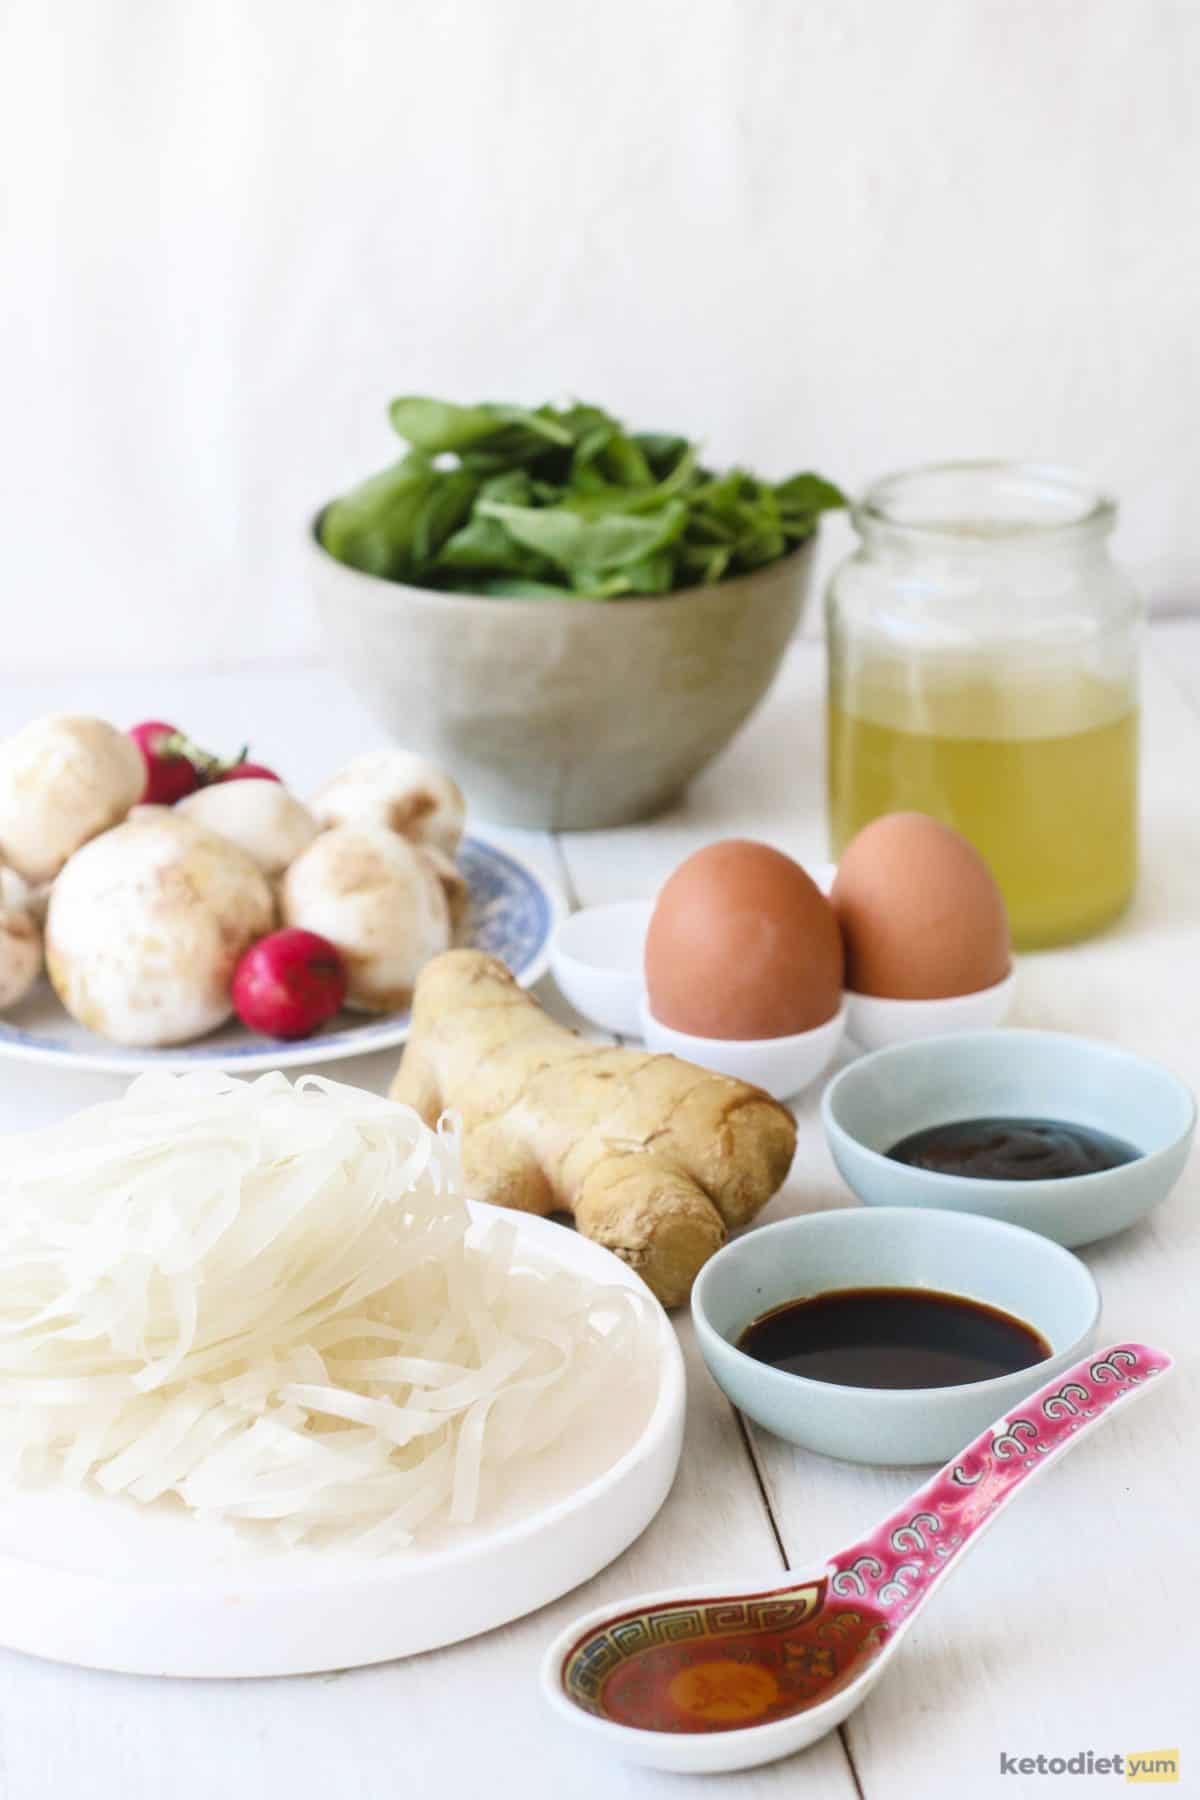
[{"xmin": 0, "ymin": 1071, "xmax": 648, "ymax": 1550}]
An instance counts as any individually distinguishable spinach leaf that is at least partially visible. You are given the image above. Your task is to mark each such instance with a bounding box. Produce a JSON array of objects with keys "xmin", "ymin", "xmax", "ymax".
[
  {"xmin": 321, "ymin": 395, "xmax": 846, "ymax": 599},
  {"xmin": 676, "ymin": 540, "xmax": 733, "ymax": 584},
  {"xmin": 634, "ymin": 432, "xmax": 692, "ymax": 478},
  {"xmin": 318, "ymin": 455, "xmax": 438, "ymax": 580},
  {"xmin": 570, "ymin": 424, "xmax": 655, "ymax": 494},
  {"xmin": 476, "ymin": 577, "xmax": 578, "ymax": 598},
  {"xmin": 774, "ymin": 471, "xmax": 847, "ymax": 520},
  {"xmin": 388, "ymin": 397, "xmax": 573, "ymax": 456},
  {"xmin": 585, "ymin": 551, "xmax": 677, "ymax": 597},
  {"xmin": 409, "ymin": 469, "xmax": 478, "ymax": 567},
  {"xmin": 478, "ymin": 497, "xmax": 688, "ymax": 584},
  {"xmin": 434, "ymin": 514, "xmax": 554, "ymax": 583},
  {"xmin": 563, "ymin": 442, "xmax": 700, "ymax": 521}
]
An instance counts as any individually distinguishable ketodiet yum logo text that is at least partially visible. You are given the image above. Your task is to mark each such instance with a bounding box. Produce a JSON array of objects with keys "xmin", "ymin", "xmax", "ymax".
[{"xmin": 999, "ymin": 1749, "xmax": 1179, "ymax": 1781}]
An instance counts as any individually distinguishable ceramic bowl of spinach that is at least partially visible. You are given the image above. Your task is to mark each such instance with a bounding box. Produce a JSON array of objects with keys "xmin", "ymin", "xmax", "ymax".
[{"xmin": 312, "ymin": 398, "xmax": 844, "ymax": 828}]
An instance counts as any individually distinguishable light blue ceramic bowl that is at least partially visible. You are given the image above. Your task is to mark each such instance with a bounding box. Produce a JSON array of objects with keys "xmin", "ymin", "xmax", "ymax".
[
  {"xmin": 822, "ymin": 1030, "xmax": 1195, "ymax": 1248},
  {"xmin": 691, "ymin": 1207, "xmax": 1100, "ymax": 1465}
]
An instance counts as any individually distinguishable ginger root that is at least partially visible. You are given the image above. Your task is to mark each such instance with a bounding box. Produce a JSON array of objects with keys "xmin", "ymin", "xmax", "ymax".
[{"xmin": 390, "ymin": 949, "xmax": 797, "ymax": 1306}]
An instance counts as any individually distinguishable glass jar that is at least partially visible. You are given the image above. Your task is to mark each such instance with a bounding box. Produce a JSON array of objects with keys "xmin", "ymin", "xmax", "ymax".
[{"xmin": 826, "ymin": 462, "xmax": 1142, "ymax": 949}]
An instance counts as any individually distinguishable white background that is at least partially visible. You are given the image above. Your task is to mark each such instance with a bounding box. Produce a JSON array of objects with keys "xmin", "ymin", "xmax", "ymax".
[{"xmin": 2, "ymin": 0, "xmax": 1197, "ymax": 672}]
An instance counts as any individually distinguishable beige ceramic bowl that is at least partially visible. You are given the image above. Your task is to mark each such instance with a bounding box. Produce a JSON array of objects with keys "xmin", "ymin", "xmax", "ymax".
[{"xmin": 310, "ymin": 519, "xmax": 815, "ymax": 829}]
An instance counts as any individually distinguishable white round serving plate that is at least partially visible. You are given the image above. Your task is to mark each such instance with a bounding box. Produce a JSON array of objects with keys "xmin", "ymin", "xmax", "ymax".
[
  {"xmin": 0, "ymin": 1203, "xmax": 684, "ymax": 1678},
  {"xmin": 0, "ymin": 835, "xmax": 562, "ymax": 1076}
]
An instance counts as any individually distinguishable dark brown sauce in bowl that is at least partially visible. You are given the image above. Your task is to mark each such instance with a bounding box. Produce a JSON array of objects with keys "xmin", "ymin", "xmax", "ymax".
[
  {"xmin": 886, "ymin": 1116, "xmax": 1140, "ymax": 1181},
  {"xmin": 736, "ymin": 1286, "xmax": 1050, "ymax": 1389}
]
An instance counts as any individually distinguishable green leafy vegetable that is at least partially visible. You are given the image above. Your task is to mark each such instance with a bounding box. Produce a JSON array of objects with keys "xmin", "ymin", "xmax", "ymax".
[
  {"xmin": 318, "ymin": 455, "xmax": 439, "ymax": 581},
  {"xmin": 477, "ymin": 497, "xmax": 689, "ymax": 592},
  {"xmin": 320, "ymin": 398, "xmax": 845, "ymax": 599}
]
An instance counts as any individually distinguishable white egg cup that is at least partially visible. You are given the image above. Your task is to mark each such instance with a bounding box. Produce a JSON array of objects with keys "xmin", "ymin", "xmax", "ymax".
[
  {"xmin": 639, "ymin": 998, "xmax": 847, "ymax": 1101},
  {"xmin": 844, "ymin": 970, "xmax": 1015, "ymax": 1052},
  {"xmin": 550, "ymin": 901, "xmax": 653, "ymax": 1036},
  {"xmin": 549, "ymin": 869, "xmax": 1015, "ymax": 1093}
]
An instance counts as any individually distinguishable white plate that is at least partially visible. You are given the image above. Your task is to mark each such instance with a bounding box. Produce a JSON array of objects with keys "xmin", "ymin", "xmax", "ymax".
[
  {"xmin": 0, "ymin": 1203, "xmax": 685, "ymax": 1678},
  {"xmin": 0, "ymin": 835, "xmax": 563, "ymax": 1075}
]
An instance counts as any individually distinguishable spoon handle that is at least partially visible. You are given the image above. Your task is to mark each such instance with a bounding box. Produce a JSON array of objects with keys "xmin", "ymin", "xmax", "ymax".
[{"xmin": 826, "ymin": 1342, "xmax": 1171, "ymax": 1621}]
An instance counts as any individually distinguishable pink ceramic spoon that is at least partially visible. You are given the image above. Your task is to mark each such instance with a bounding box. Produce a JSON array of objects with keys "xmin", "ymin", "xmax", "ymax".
[{"xmin": 542, "ymin": 1341, "xmax": 1171, "ymax": 1774}]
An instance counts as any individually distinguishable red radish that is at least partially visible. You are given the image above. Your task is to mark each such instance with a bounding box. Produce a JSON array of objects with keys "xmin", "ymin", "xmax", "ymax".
[
  {"xmin": 128, "ymin": 721, "xmax": 206, "ymax": 804},
  {"xmin": 219, "ymin": 761, "xmax": 282, "ymax": 785},
  {"xmin": 232, "ymin": 928, "xmax": 347, "ymax": 1039}
]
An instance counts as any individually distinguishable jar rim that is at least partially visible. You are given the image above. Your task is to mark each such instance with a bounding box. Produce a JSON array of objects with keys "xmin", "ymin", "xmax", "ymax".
[{"xmin": 855, "ymin": 460, "xmax": 1117, "ymax": 545}]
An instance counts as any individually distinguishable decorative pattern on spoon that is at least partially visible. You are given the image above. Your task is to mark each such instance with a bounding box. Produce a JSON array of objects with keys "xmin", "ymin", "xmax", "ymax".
[{"xmin": 558, "ymin": 1342, "xmax": 1170, "ymax": 1736}]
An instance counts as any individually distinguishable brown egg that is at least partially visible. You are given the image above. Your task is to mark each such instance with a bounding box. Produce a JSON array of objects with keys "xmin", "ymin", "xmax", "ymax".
[
  {"xmin": 645, "ymin": 839, "xmax": 844, "ymax": 1040},
  {"xmin": 831, "ymin": 813, "xmax": 1010, "ymax": 1000}
]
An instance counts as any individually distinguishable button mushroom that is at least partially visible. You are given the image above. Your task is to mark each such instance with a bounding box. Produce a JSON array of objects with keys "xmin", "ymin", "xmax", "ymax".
[
  {"xmin": 45, "ymin": 809, "xmax": 275, "ymax": 1046},
  {"xmin": 281, "ymin": 824, "xmax": 450, "ymax": 1012},
  {"xmin": 311, "ymin": 751, "xmax": 466, "ymax": 857},
  {"xmin": 0, "ymin": 715, "xmax": 146, "ymax": 884},
  {"xmin": 0, "ymin": 867, "xmax": 42, "ymax": 1011},
  {"xmin": 419, "ymin": 844, "xmax": 470, "ymax": 931},
  {"xmin": 176, "ymin": 779, "xmax": 320, "ymax": 879}
]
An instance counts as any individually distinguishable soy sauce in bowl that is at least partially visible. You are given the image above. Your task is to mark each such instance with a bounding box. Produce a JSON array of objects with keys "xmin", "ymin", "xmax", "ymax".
[{"xmin": 737, "ymin": 1286, "xmax": 1050, "ymax": 1390}]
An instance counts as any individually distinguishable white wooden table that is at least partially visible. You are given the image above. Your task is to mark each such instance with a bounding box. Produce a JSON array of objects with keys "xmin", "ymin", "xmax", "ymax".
[{"xmin": 1, "ymin": 630, "xmax": 1197, "ymax": 1800}]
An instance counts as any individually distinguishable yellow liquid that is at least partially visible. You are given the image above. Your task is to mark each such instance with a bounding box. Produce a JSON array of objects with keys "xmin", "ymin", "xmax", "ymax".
[{"xmin": 827, "ymin": 687, "xmax": 1138, "ymax": 948}]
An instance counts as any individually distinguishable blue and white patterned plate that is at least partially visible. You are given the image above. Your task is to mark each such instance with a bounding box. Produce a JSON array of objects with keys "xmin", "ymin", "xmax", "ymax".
[{"xmin": 0, "ymin": 836, "xmax": 563, "ymax": 1076}]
